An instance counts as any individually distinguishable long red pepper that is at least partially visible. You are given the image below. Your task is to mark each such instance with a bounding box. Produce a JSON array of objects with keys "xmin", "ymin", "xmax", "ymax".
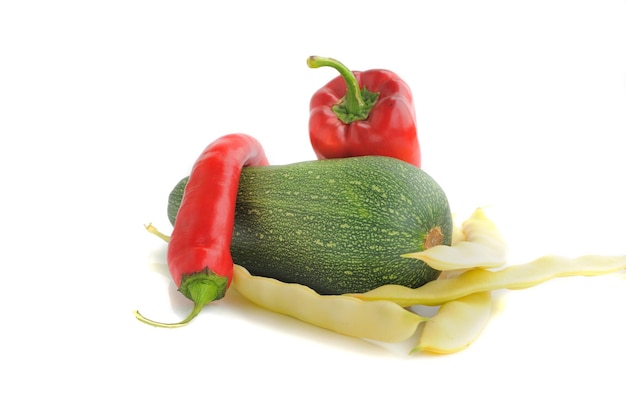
[
  {"xmin": 307, "ymin": 56, "xmax": 421, "ymax": 167},
  {"xmin": 135, "ymin": 133, "xmax": 269, "ymax": 327}
]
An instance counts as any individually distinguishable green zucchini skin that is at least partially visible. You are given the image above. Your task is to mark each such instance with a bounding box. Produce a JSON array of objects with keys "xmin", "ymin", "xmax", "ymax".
[{"xmin": 168, "ymin": 156, "xmax": 453, "ymax": 295}]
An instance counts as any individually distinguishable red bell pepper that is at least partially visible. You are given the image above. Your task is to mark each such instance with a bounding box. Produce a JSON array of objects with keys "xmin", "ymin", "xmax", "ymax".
[{"xmin": 307, "ymin": 56, "xmax": 421, "ymax": 167}]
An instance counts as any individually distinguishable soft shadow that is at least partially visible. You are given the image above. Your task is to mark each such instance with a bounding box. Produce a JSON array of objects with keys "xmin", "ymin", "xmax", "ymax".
[{"xmin": 222, "ymin": 287, "xmax": 430, "ymax": 359}]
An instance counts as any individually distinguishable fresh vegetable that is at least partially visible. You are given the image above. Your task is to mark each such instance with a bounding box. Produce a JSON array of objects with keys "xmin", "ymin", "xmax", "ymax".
[
  {"xmin": 307, "ymin": 56, "xmax": 421, "ymax": 167},
  {"xmin": 403, "ymin": 207, "xmax": 508, "ymax": 272},
  {"xmin": 146, "ymin": 205, "xmax": 624, "ymax": 354},
  {"xmin": 351, "ymin": 254, "xmax": 626, "ymax": 307},
  {"xmin": 232, "ymin": 265, "xmax": 428, "ymax": 343},
  {"xmin": 414, "ymin": 291, "xmax": 492, "ymax": 354},
  {"xmin": 135, "ymin": 133, "xmax": 269, "ymax": 327},
  {"xmin": 168, "ymin": 156, "xmax": 453, "ymax": 295}
]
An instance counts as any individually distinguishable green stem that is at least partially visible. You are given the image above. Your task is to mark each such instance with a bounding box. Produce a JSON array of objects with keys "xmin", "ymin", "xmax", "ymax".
[
  {"xmin": 307, "ymin": 56, "xmax": 364, "ymax": 114},
  {"xmin": 134, "ymin": 270, "xmax": 228, "ymax": 328},
  {"xmin": 134, "ymin": 302, "xmax": 205, "ymax": 329},
  {"xmin": 307, "ymin": 56, "xmax": 380, "ymax": 124}
]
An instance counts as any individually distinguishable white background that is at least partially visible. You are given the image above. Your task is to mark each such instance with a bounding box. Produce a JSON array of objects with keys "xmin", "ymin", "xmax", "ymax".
[{"xmin": 1, "ymin": 1, "xmax": 625, "ymax": 415}]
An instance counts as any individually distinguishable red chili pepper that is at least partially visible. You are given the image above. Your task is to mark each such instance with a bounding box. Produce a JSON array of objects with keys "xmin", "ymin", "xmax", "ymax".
[
  {"xmin": 135, "ymin": 133, "xmax": 269, "ymax": 327},
  {"xmin": 307, "ymin": 56, "xmax": 421, "ymax": 167}
]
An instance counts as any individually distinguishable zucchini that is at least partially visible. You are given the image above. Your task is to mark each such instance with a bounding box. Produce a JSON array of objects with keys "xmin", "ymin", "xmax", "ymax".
[{"xmin": 168, "ymin": 156, "xmax": 453, "ymax": 295}]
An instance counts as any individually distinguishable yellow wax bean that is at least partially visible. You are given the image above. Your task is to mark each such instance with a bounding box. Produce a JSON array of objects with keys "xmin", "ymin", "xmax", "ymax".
[
  {"xmin": 145, "ymin": 223, "xmax": 170, "ymax": 242},
  {"xmin": 413, "ymin": 291, "xmax": 492, "ymax": 354},
  {"xmin": 232, "ymin": 265, "xmax": 428, "ymax": 343},
  {"xmin": 403, "ymin": 207, "xmax": 507, "ymax": 271},
  {"xmin": 352, "ymin": 254, "xmax": 626, "ymax": 307}
]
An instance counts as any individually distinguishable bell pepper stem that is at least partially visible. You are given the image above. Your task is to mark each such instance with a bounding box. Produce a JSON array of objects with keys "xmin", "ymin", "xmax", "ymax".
[
  {"xmin": 307, "ymin": 56, "xmax": 379, "ymax": 123},
  {"xmin": 307, "ymin": 56, "xmax": 364, "ymax": 113}
]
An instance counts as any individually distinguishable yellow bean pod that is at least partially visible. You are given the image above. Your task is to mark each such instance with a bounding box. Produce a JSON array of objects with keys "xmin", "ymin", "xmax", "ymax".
[
  {"xmin": 403, "ymin": 207, "xmax": 507, "ymax": 271},
  {"xmin": 352, "ymin": 254, "xmax": 626, "ymax": 307},
  {"xmin": 232, "ymin": 265, "xmax": 428, "ymax": 343},
  {"xmin": 145, "ymin": 223, "xmax": 170, "ymax": 242},
  {"xmin": 413, "ymin": 291, "xmax": 492, "ymax": 354}
]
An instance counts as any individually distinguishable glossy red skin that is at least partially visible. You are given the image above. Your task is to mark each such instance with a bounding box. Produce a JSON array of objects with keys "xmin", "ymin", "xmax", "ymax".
[
  {"xmin": 309, "ymin": 70, "xmax": 421, "ymax": 167},
  {"xmin": 167, "ymin": 133, "xmax": 269, "ymax": 287}
]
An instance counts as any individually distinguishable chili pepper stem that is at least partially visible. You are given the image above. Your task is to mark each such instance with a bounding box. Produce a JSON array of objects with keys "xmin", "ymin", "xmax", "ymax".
[
  {"xmin": 307, "ymin": 56, "xmax": 379, "ymax": 123},
  {"xmin": 134, "ymin": 302, "xmax": 206, "ymax": 329},
  {"xmin": 135, "ymin": 271, "xmax": 228, "ymax": 328}
]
